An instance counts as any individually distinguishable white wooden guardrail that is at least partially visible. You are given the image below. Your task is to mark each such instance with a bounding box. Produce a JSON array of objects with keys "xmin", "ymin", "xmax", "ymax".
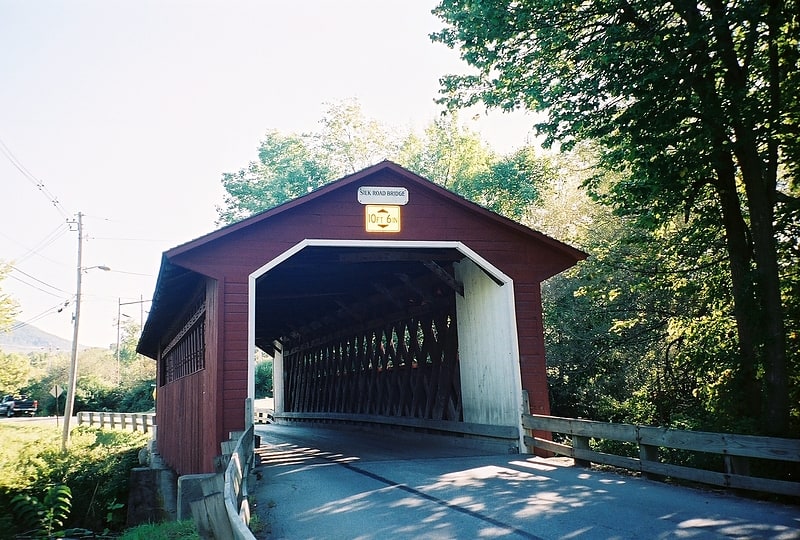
[
  {"xmin": 77, "ymin": 411, "xmax": 155, "ymax": 433},
  {"xmin": 191, "ymin": 403, "xmax": 257, "ymax": 539},
  {"xmin": 223, "ymin": 423, "xmax": 256, "ymax": 540},
  {"xmin": 523, "ymin": 413, "xmax": 800, "ymax": 497}
]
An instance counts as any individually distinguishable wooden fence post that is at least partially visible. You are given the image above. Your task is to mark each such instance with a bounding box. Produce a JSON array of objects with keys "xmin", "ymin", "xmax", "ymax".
[
  {"xmin": 639, "ymin": 443, "xmax": 660, "ymax": 480},
  {"xmin": 572, "ymin": 435, "xmax": 591, "ymax": 468}
]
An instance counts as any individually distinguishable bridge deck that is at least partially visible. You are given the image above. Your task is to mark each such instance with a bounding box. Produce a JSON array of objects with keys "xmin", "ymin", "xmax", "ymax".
[{"xmin": 252, "ymin": 424, "xmax": 799, "ymax": 539}]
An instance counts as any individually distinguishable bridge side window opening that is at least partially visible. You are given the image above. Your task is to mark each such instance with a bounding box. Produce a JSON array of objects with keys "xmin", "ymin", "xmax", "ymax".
[{"xmin": 160, "ymin": 297, "xmax": 206, "ymax": 386}]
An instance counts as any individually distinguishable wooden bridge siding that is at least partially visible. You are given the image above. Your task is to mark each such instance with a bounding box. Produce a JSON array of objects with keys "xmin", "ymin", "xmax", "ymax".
[
  {"xmin": 155, "ymin": 278, "xmax": 222, "ymax": 475},
  {"xmin": 156, "ymin": 371, "xmax": 207, "ymax": 474},
  {"xmin": 221, "ymin": 278, "xmax": 249, "ymax": 438},
  {"xmin": 509, "ymin": 280, "xmax": 549, "ymax": 415},
  {"xmin": 167, "ymin": 170, "xmax": 576, "ymax": 467}
]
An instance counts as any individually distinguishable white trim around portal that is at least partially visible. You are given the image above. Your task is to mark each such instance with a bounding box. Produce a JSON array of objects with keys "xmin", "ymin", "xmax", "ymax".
[{"xmin": 246, "ymin": 239, "xmax": 515, "ymax": 423}]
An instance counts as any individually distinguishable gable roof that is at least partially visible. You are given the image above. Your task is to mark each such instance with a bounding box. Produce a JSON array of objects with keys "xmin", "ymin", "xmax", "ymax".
[
  {"xmin": 165, "ymin": 160, "xmax": 585, "ymax": 261},
  {"xmin": 138, "ymin": 161, "xmax": 586, "ymax": 358}
]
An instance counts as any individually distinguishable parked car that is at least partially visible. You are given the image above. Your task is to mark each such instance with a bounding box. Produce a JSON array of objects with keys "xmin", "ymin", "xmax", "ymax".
[{"xmin": 0, "ymin": 395, "xmax": 38, "ymax": 417}]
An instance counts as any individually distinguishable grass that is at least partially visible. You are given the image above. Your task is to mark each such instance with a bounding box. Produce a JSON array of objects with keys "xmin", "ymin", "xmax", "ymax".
[
  {"xmin": 117, "ymin": 520, "xmax": 200, "ymax": 540},
  {"xmin": 0, "ymin": 422, "xmax": 65, "ymax": 490}
]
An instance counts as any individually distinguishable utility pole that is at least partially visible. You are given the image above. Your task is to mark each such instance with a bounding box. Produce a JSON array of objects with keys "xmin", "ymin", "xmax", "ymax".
[
  {"xmin": 61, "ymin": 213, "xmax": 110, "ymax": 451},
  {"xmin": 116, "ymin": 296, "xmax": 151, "ymax": 386},
  {"xmin": 62, "ymin": 212, "xmax": 83, "ymax": 451},
  {"xmin": 116, "ymin": 298, "xmax": 122, "ymax": 386}
]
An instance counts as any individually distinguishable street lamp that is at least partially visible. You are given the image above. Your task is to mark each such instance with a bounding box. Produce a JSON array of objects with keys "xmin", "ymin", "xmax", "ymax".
[{"xmin": 61, "ymin": 213, "xmax": 111, "ymax": 451}]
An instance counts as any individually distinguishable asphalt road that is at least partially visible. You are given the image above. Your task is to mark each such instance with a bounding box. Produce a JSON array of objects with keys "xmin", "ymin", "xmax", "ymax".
[
  {"xmin": 0, "ymin": 415, "xmax": 71, "ymax": 426},
  {"xmin": 252, "ymin": 423, "xmax": 799, "ymax": 540}
]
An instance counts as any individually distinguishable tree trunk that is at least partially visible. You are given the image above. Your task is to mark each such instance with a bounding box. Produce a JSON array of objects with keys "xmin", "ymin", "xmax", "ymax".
[
  {"xmin": 708, "ymin": 0, "xmax": 790, "ymax": 436},
  {"xmin": 713, "ymin": 151, "xmax": 762, "ymax": 420},
  {"xmin": 736, "ymin": 146, "xmax": 789, "ymax": 436}
]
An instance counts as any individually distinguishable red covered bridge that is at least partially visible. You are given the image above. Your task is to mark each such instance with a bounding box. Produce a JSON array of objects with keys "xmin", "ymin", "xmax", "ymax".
[{"xmin": 137, "ymin": 161, "xmax": 585, "ymax": 475}]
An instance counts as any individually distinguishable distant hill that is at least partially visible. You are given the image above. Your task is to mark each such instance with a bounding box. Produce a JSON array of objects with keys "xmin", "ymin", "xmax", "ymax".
[{"xmin": 0, "ymin": 322, "xmax": 74, "ymax": 354}]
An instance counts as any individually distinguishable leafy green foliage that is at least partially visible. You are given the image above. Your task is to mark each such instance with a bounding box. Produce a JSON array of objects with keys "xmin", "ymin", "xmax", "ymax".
[
  {"xmin": 0, "ymin": 261, "xmax": 19, "ymax": 332},
  {"xmin": 433, "ymin": 0, "xmax": 798, "ymax": 435},
  {"xmin": 0, "ymin": 423, "xmax": 149, "ymax": 536},
  {"xmin": 116, "ymin": 319, "xmax": 145, "ymax": 365},
  {"xmin": 117, "ymin": 379, "xmax": 156, "ymax": 412},
  {"xmin": 217, "ymin": 130, "xmax": 335, "ymax": 224},
  {"xmin": 0, "ymin": 351, "xmax": 35, "ymax": 396},
  {"xmin": 215, "ymin": 100, "xmax": 554, "ymax": 227},
  {"xmin": 316, "ymin": 98, "xmax": 398, "ymax": 175},
  {"xmin": 396, "ymin": 111, "xmax": 493, "ymax": 189},
  {"xmin": 255, "ymin": 358, "xmax": 273, "ymax": 399},
  {"xmin": 462, "ymin": 147, "xmax": 555, "ymax": 221},
  {"xmin": 540, "ymin": 146, "xmax": 798, "ymax": 434},
  {"xmin": 18, "ymin": 320, "xmax": 154, "ymax": 416},
  {"xmin": 11, "ymin": 484, "xmax": 72, "ymax": 538}
]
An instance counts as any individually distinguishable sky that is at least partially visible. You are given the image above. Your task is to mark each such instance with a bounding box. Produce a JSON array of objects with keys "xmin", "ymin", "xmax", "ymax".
[{"xmin": 0, "ymin": 1, "xmax": 536, "ymax": 350}]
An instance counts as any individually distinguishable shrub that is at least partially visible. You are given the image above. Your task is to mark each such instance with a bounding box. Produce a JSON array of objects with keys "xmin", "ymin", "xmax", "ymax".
[{"xmin": 0, "ymin": 423, "xmax": 149, "ymax": 537}]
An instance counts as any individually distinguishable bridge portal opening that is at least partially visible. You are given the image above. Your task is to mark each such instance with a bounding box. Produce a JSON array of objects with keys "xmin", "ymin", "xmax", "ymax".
[{"xmin": 249, "ymin": 240, "xmax": 524, "ymax": 450}]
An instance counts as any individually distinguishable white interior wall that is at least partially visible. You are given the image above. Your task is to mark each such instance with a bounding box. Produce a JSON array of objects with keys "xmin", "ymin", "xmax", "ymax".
[
  {"xmin": 454, "ymin": 258, "xmax": 522, "ymax": 432},
  {"xmin": 273, "ymin": 340, "xmax": 284, "ymax": 414}
]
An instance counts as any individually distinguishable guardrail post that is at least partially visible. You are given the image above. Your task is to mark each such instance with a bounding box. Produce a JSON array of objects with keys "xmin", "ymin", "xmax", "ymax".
[
  {"xmin": 572, "ymin": 435, "xmax": 591, "ymax": 467},
  {"xmin": 724, "ymin": 453, "xmax": 750, "ymax": 477},
  {"xmin": 638, "ymin": 439, "xmax": 660, "ymax": 480}
]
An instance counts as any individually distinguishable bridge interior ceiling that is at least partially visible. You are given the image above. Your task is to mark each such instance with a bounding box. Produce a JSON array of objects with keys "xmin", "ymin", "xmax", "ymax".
[{"xmin": 253, "ymin": 246, "xmax": 466, "ymax": 354}]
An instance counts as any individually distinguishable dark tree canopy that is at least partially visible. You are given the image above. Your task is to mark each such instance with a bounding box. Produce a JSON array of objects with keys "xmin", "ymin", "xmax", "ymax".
[{"xmin": 433, "ymin": 0, "xmax": 799, "ymax": 434}]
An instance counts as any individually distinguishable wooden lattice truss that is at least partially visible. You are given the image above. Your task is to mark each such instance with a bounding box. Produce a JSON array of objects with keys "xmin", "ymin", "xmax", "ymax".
[
  {"xmin": 284, "ymin": 304, "xmax": 462, "ymax": 422},
  {"xmin": 263, "ymin": 247, "xmax": 466, "ymax": 423}
]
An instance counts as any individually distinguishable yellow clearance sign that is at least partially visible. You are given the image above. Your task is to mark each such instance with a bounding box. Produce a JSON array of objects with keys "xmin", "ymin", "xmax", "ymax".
[{"xmin": 365, "ymin": 205, "xmax": 401, "ymax": 233}]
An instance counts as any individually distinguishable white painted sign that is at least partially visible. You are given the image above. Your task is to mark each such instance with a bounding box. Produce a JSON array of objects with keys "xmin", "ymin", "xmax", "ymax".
[
  {"xmin": 50, "ymin": 385, "xmax": 63, "ymax": 398},
  {"xmin": 358, "ymin": 186, "xmax": 409, "ymax": 205},
  {"xmin": 365, "ymin": 205, "xmax": 401, "ymax": 233}
]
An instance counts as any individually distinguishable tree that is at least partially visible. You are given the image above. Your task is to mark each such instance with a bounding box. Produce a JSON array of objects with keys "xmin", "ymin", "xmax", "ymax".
[
  {"xmin": 315, "ymin": 98, "xmax": 398, "ymax": 175},
  {"xmin": 397, "ymin": 112, "xmax": 493, "ymax": 189},
  {"xmin": 0, "ymin": 262, "xmax": 18, "ymax": 332},
  {"xmin": 466, "ymin": 146, "xmax": 557, "ymax": 221},
  {"xmin": 433, "ymin": 0, "xmax": 799, "ymax": 435},
  {"xmin": 0, "ymin": 351, "xmax": 34, "ymax": 396},
  {"xmin": 217, "ymin": 130, "xmax": 334, "ymax": 224},
  {"xmin": 217, "ymin": 101, "xmax": 554, "ymax": 226},
  {"xmin": 116, "ymin": 319, "xmax": 145, "ymax": 365},
  {"xmin": 255, "ymin": 358, "xmax": 273, "ymax": 399},
  {"xmin": 538, "ymin": 144, "xmax": 777, "ymax": 433}
]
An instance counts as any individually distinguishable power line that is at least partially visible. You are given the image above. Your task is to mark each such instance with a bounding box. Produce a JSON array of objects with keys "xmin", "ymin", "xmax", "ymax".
[
  {"xmin": 88, "ymin": 236, "xmax": 169, "ymax": 243},
  {"xmin": 0, "ymin": 135, "xmax": 70, "ymax": 218},
  {"xmin": 0, "ymin": 224, "xmax": 71, "ymax": 266},
  {"xmin": 7, "ymin": 273, "xmax": 69, "ymax": 299},
  {"xmin": 111, "ymin": 269, "xmax": 156, "ymax": 277},
  {"xmin": 9, "ymin": 265, "xmax": 70, "ymax": 294},
  {"xmin": 9, "ymin": 299, "xmax": 72, "ymax": 331}
]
